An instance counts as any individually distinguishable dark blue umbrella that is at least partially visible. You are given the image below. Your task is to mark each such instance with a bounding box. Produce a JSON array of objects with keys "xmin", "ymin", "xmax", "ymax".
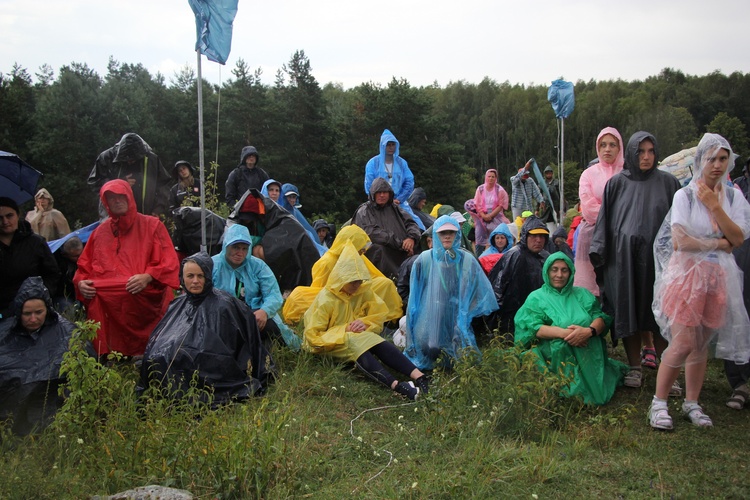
[{"xmin": 0, "ymin": 151, "xmax": 43, "ymax": 205}]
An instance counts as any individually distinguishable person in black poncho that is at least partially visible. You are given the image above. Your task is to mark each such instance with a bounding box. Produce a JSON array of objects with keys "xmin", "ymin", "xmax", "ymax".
[
  {"xmin": 0, "ymin": 277, "xmax": 80, "ymax": 435},
  {"xmin": 139, "ymin": 252, "xmax": 275, "ymax": 406}
]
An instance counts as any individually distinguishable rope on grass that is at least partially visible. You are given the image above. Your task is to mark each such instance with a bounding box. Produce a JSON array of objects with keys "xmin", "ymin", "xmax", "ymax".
[{"xmin": 349, "ymin": 401, "xmax": 414, "ymax": 491}]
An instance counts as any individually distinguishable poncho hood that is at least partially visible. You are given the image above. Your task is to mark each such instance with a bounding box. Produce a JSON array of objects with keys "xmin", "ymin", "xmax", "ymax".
[
  {"xmin": 693, "ymin": 133, "xmax": 738, "ymax": 182},
  {"xmin": 180, "ymin": 252, "xmax": 214, "ymax": 299},
  {"xmin": 112, "ymin": 133, "xmax": 151, "ymax": 164},
  {"xmin": 596, "ymin": 127, "xmax": 625, "ymax": 170},
  {"xmin": 488, "ymin": 223, "xmax": 514, "ymax": 253},
  {"xmin": 542, "ymin": 251, "xmax": 575, "ymax": 295},
  {"xmin": 519, "ymin": 215, "xmax": 549, "ymax": 248},
  {"xmin": 281, "ymin": 183, "xmax": 302, "ymax": 210},
  {"xmin": 624, "ymin": 131, "xmax": 659, "ymax": 181},
  {"xmin": 34, "ymin": 188, "xmax": 54, "ymax": 210},
  {"xmin": 326, "ymin": 242, "xmax": 371, "ymax": 298},
  {"xmin": 171, "ymin": 161, "xmax": 195, "ymax": 178},
  {"xmin": 368, "ymin": 177, "xmax": 395, "ymax": 205},
  {"xmin": 330, "ymin": 225, "xmax": 372, "ymax": 255},
  {"xmin": 219, "ymin": 224, "xmax": 254, "ymax": 272},
  {"xmin": 239, "ymin": 146, "xmax": 260, "ymax": 166},
  {"xmin": 260, "ymin": 179, "xmax": 281, "ymax": 198},
  {"xmin": 407, "ymin": 187, "xmax": 427, "ymax": 206},
  {"xmin": 312, "ymin": 219, "xmax": 330, "ymax": 232},
  {"xmin": 379, "ymin": 129, "xmax": 401, "ymax": 159},
  {"xmin": 100, "ymin": 178, "xmax": 138, "ymax": 232},
  {"xmin": 11, "ymin": 276, "xmax": 57, "ymax": 330},
  {"xmin": 431, "ymin": 215, "xmax": 461, "ymax": 261}
]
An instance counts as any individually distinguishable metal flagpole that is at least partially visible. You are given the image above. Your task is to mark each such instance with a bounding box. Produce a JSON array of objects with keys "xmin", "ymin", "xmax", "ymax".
[
  {"xmin": 196, "ymin": 50, "xmax": 207, "ymax": 252},
  {"xmin": 560, "ymin": 117, "xmax": 565, "ymax": 224}
]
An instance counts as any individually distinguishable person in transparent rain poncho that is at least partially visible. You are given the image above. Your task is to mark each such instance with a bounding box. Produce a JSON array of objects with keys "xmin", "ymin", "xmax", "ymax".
[
  {"xmin": 649, "ymin": 133, "xmax": 750, "ymax": 430},
  {"xmin": 404, "ymin": 215, "xmax": 498, "ymax": 371}
]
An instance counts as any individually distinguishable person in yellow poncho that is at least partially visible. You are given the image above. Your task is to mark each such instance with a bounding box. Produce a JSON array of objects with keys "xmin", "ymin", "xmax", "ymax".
[
  {"xmin": 282, "ymin": 225, "xmax": 402, "ymax": 323},
  {"xmin": 303, "ymin": 242, "xmax": 429, "ymax": 400}
]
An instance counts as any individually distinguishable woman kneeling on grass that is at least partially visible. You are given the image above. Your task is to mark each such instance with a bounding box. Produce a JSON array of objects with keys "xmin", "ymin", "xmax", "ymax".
[
  {"xmin": 650, "ymin": 133, "xmax": 750, "ymax": 430},
  {"xmin": 514, "ymin": 252, "xmax": 629, "ymax": 405},
  {"xmin": 303, "ymin": 241, "xmax": 428, "ymax": 400}
]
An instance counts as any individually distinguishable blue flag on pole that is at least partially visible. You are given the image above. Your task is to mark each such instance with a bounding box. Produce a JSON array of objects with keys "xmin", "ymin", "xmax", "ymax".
[
  {"xmin": 547, "ymin": 80, "xmax": 575, "ymax": 119},
  {"xmin": 188, "ymin": 0, "xmax": 239, "ymax": 65}
]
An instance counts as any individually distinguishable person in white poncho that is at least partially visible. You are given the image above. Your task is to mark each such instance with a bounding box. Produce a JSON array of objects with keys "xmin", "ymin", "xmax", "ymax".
[{"xmin": 649, "ymin": 133, "xmax": 750, "ymax": 430}]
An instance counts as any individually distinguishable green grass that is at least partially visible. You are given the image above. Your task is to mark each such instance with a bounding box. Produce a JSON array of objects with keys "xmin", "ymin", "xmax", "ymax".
[{"xmin": 1, "ymin": 328, "xmax": 749, "ymax": 499}]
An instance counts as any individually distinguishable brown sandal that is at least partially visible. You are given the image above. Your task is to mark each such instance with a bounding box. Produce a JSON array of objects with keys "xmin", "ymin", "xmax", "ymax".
[{"xmin": 726, "ymin": 387, "xmax": 749, "ymax": 410}]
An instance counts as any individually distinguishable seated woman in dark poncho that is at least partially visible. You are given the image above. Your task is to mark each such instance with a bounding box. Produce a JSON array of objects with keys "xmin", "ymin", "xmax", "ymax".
[
  {"xmin": 139, "ymin": 252, "xmax": 274, "ymax": 406},
  {"xmin": 0, "ymin": 277, "xmax": 81, "ymax": 435}
]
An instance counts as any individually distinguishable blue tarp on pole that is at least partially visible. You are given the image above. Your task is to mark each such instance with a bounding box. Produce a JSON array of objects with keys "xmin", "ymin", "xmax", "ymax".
[
  {"xmin": 188, "ymin": 0, "xmax": 239, "ymax": 65},
  {"xmin": 547, "ymin": 80, "xmax": 575, "ymax": 119}
]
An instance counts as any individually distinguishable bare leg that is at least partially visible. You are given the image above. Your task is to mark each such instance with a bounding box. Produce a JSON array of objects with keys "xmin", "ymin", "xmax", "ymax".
[{"xmin": 623, "ymin": 333, "xmax": 642, "ymax": 367}]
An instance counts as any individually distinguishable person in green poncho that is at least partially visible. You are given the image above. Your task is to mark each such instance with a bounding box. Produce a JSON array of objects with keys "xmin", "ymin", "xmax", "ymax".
[{"xmin": 514, "ymin": 252, "xmax": 628, "ymax": 405}]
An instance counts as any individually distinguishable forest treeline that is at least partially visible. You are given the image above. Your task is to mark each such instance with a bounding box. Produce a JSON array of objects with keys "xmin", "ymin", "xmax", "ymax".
[{"xmin": 2, "ymin": 50, "xmax": 750, "ymax": 226}]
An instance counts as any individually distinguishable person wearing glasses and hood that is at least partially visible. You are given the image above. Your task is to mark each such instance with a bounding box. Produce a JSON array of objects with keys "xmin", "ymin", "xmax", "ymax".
[
  {"xmin": 404, "ymin": 215, "xmax": 497, "ymax": 370},
  {"xmin": 364, "ymin": 129, "xmax": 424, "ymax": 229},
  {"xmin": 139, "ymin": 252, "xmax": 275, "ymax": 405},
  {"xmin": 649, "ymin": 133, "xmax": 750, "ymax": 430}
]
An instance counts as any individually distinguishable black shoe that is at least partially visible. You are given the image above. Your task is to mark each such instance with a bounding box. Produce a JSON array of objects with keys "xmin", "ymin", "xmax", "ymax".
[
  {"xmin": 394, "ymin": 381, "xmax": 420, "ymax": 401},
  {"xmin": 414, "ymin": 375, "xmax": 429, "ymax": 394}
]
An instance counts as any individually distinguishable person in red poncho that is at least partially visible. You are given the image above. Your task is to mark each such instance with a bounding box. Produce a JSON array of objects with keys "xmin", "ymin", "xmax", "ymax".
[{"xmin": 74, "ymin": 179, "xmax": 180, "ymax": 356}]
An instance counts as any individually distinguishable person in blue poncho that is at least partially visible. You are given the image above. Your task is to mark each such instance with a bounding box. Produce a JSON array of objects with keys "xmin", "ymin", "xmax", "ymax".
[
  {"xmin": 478, "ymin": 223, "xmax": 515, "ymax": 275},
  {"xmin": 364, "ymin": 129, "xmax": 424, "ymax": 230},
  {"xmin": 212, "ymin": 224, "xmax": 300, "ymax": 349},
  {"xmin": 404, "ymin": 215, "xmax": 498, "ymax": 370},
  {"xmin": 279, "ymin": 183, "xmax": 327, "ymax": 257},
  {"xmin": 260, "ymin": 179, "xmax": 282, "ymax": 204}
]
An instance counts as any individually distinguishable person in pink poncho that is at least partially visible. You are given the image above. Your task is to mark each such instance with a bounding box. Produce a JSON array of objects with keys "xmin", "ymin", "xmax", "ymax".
[
  {"xmin": 472, "ymin": 168, "xmax": 510, "ymax": 254},
  {"xmin": 574, "ymin": 127, "xmax": 624, "ymax": 295}
]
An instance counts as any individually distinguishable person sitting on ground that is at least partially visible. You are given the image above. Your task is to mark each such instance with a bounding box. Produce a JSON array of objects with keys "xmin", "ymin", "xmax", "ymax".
[
  {"xmin": 169, "ymin": 160, "xmax": 202, "ymax": 211},
  {"xmin": 489, "ymin": 216, "xmax": 550, "ymax": 338},
  {"xmin": 212, "ymin": 224, "xmax": 299, "ymax": 349},
  {"xmin": 313, "ymin": 219, "xmax": 331, "ymax": 248},
  {"xmin": 404, "ymin": 215, "xmax": 498, "ymax": 371},
  {"xmin": 139, "ymin": 252, "xmax": 275, "ymax": 406},
  {"xmin": 303, "ymin": 241, "xmax": 429, "ymax": 400},
  {"xmin": 0, "ymin": 277, "xmax": 88, "ymax": 435},
  {"xmin": 25, "ymin": 188, "xmax": 71, "ymax": 242},
  {"xmin": 546, "ymin": 225, "xmax": 574, "ymax": 260},
  {"xmin": 351, "ymin": 177, "xmax": 422, "ymax": 280},
  {"xmin": 260, "ymin": 179, "xmax": 282, "ymax": 204},
  {"xmin": 478, "ymin": 223, "xmax": 515, "ymax": 275},
  {"xmin": 0, "ymin": 197, "xmax": 60, "ymax": 319},
  {"xmin": 514, "ymin": 252, "xmax": 628, "ymax": 406},
  {"xmin": 227, "ymin": 189, "xmax": 320, "ymax": 291},
  {"xmin": 74, "ymin": 180, "xmax": 180, "ymax": 357},
  {"xmin": 396, "ymin": 226, "xmax": 433, "ymax": 308},
  {"xmin": 282, "ymin": 225, "xmax": 402, "ymax": 324},
  {"xmin": 279, "ymin": 183, "xmax": 326, "ymax": 256},
  {"xmin": 225, "ymin": 146, "xmax": 269, "ymax": 207},
  {"xmin": 435, "ymin": 205, "xmax": 473, "ymax": 252},
  {"xmin": 407, "ymin": 187, "xmax": 435, "ymax": 229}
]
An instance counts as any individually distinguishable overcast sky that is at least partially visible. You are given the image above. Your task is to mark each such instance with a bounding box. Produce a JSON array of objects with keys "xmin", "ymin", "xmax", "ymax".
[{"xmin": 2, "ymin": 0, "xmax": 749, "ymax": 89}]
